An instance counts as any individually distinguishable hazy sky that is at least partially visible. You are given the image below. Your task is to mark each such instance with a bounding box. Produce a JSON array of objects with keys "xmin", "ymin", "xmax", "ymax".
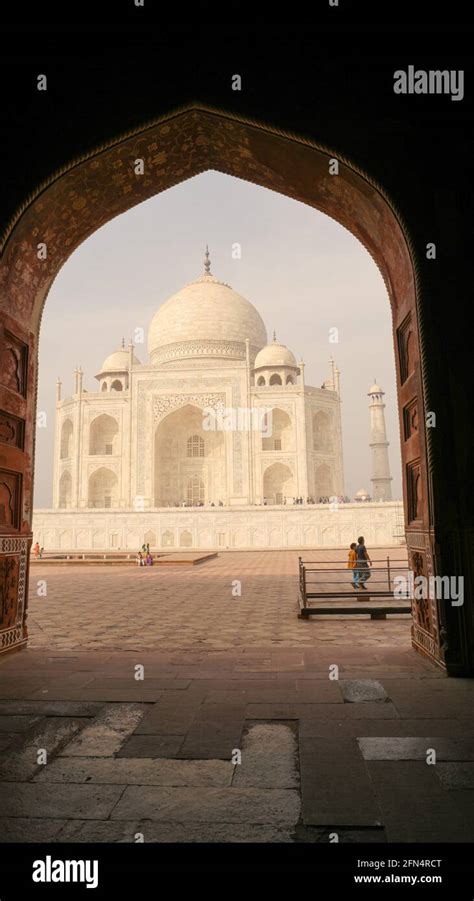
[{"xmin": 34, "ymin": 171, "xmax": 402, "ymax": 507}]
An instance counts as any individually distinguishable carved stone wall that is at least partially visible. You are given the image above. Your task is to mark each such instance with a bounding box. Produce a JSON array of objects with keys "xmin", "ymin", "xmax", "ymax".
[{"xmin": 0, "ymin": 536, "xmax": 28, "ymax": 654}]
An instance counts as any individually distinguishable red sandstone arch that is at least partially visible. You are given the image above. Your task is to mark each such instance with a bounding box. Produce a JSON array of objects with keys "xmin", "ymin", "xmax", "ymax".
[{"xmin": 0, "ymin": 104, "xmax": 441, "ymax": 667}]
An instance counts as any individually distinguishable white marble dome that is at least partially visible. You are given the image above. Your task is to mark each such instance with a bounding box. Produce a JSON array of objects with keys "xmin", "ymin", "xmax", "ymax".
[
  {"xmin": 254, "ymin": 335, "xmax": 297, "ymax": 369},
  {"xmin": 97, "ymin": 348, "xmax": 141, "ymax": 375},
  {"xmin": 147, "ymin": 253, "xmax": 267, "ymax": 365}
]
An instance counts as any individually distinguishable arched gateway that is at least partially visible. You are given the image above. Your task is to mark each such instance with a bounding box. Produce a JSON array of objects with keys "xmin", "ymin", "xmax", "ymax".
[{"xmin": 0, "ymin": 105, "xmax": 471, "ymax": 674}]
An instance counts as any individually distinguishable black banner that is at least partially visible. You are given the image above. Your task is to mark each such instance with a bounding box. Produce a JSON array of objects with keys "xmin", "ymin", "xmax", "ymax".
[{"xmin": 1, "ymin": 843, "xmax": 474, "ymax": 894}]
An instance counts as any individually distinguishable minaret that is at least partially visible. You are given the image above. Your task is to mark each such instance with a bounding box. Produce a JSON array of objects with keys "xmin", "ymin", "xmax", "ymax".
[{"xmin": 368, "ymin": 381, "xmax": 392, "ymax": 501}]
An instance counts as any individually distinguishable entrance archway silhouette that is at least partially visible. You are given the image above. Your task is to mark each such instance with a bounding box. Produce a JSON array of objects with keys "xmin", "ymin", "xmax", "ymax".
[{"xmin": 0, "ymin": 104, "xmax": 468, "ymax": 672}]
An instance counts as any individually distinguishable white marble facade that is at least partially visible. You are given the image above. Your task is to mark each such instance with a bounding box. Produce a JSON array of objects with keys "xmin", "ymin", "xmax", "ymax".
[
  {"xmin": 48, "ymin": 252, "xmax": 346, "ymax": 536},
  {"xmin": 33, "ymin": 502, "xmax": 405, "ymax": 551}
]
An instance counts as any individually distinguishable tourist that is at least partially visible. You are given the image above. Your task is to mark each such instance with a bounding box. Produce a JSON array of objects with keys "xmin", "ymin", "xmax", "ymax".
[
  {"xmin": 146, "ymin": 543, "xmax": 150, "ymax": 554},
  {"xmin": 145, "ymin": 552, "xmax": 153, "ymax": 565},
  {"xmin": 355, "ymin": 536, "xmax": 372, "ymax": 589},
  {"xmin": 347, "ymin": 542, "xmax": 358, "ymax": 589},
  {"xmin": 39, "ymin": 547, "xmax": 44, "ymax": 559},
  {"xmin": 136, "ymin": 552, "xmax": 145, "ymax": 566},
  {"xmin": 33, "ymin": 542, "xmax": 40, "ymax": 559}
]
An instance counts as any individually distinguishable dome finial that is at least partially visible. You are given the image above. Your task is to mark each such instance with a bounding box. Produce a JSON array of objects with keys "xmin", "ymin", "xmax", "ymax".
[
  {"xmin": 121, "ymin": 337, "xmax": 125, "ymax": 349},
  {"xmin": 273, "ymin": 330, "xmax": 277, "ymax": 342},
  {"xmin": 204, "ymin": 245, "xmax": 211, "ymax": 274}
]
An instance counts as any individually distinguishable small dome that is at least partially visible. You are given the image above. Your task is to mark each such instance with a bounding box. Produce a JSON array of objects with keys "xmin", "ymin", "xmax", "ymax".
[
  {"xmin": 368, "ymin": 382, "xmax": 383, "ymax": 394},
  {"xmin": 355, "ymin": 487, "xmax": 369, "ymax": 499},
  {"xmin": 96, "ymin": 347, "xmax": 141, "ymax": 376},
  {"xmin": 254, "ymin": 334, "xmax": 297, "ymax": 369}
]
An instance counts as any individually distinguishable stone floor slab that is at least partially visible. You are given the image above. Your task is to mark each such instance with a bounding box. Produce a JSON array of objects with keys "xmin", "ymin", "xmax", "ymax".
[
  {"xmin": 111, "ymin": 785, "xmax": 301, "ymax": 824},
  {"xmin": 0, "ymin": 733, "xmax": 20, "ymax": 751},
  {"xmin": 55, "ymin": 819, "xmax": 296, "ymax": 843},
  {"xmin": 299, "ymin": 738, "xmax": 382, "ymax": 828},
  {"xmin": 34, "ymin": 756, "xmax": 234, "ymax": 786},
  {"xmin": 116, "ymin": 734, "xmax": 185, "ymax": 758},
  {"xmin": 233, "ymin": 723, "xmax": 299, "ymax": 789},
  {"xmin": 0, "ymin": 700, "xmax": 104, "ymax": 717},
  {"xmin": 178, "ymin": 707, "xmax": 245, "ymax": 760},
  {"xmin": 60, "ymin": 704, "xmax": 144, "ymax": 757},
  {"xmin": 0, "ymin": 817, "xmax": 67, "ymax": 842},
  {"xmin": 0, "ymin": 715, "xmax": 42, "ymax": 732},
  {"xmin": 133, "ymin": 696, "xmax": 203, "ymax": 735},
  {"xmin": 340, "ymin": 680, "xmax": 388, "ymax": 703},
  {"xmin": 367, "ymin": 761, "xmax": 470, "ymax": 842},
  {"xmin": 0, "ymin": 783, "xmax": 125, "ymax": 819},
  {"xmin": 299, "ymin": 717, "xmax": 469, "ymax": 739},
  {"xmin": 358, "ymin": 737, "xmax": 474, "ymax": 761},
  {"xmin": 0, "ymin": 717, "xmax": 87, "ymax": 781},
  {"xmin": 246, "ymin": 702, "xmax": 399, "ymax": 721},
  {"xmin": 435, "ymin": 763, "xmax": 474, "ymax": 790}
]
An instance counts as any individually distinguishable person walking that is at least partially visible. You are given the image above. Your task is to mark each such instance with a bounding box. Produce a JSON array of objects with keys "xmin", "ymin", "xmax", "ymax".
[
  {"xmin": 347, "ymin": 542, "xmax": 358, "ymax": 589},
  {"xmin": 355, "ymin": 536, "xmax": 372, "ymax": 590},
  {"xmin": 33, "ymin": 542, "xmax": 40, "ymax": 559}
]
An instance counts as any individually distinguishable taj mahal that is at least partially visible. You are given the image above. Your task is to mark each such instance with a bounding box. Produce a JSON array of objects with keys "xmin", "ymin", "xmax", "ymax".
[{"xmin": 32, "ymin": 250, "xmax": 402, "ymax": 551}]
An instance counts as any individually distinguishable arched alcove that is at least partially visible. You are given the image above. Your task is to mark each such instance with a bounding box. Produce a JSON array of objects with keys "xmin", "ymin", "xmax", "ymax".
[
  {"xmin": 262, "ymin": 408, "xmax": 293, "ymax": 452},
  {"xmin": 89, "ymin": 414, "xmax": 119, "ymax": 456},
  {"xmin": 263, "ymin": 462, "xmax": 295, "ymax": 505},
  {"xmin": 60, "ymin": 419, "xmax": 73, "ymax": 459},
  {"xmin": 314, "ymin": 463, "xmax": 334, "ymax": 498},
  {"xmin": 154, "ymin": 404, "xmax": 224, "ymax": 506},
  {"xmin": 58, "ymin": 471, "xmax": 72, "ymax": 508},
  {"xmin": 87, "ymin": 467, "xmax": 119, "ymax": 508}
]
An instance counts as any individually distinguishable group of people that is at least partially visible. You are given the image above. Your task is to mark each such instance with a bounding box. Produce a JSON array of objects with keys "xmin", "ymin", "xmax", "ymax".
[
  {"xmin": 266, "ymin": 495, "xmax": 351, "ymax": 506},
  {"xmin": 136, "ymin": 543, "xmax": 154, "ymax": 566},
  {"xmin": 159, "ymin": 497, "xmax": 358, "ymax": 508},
  {"xmin": 347, "ymin": 536, "xmax": 372, "ymax": 590},
  {"xmin": 164, "ymin": 500, "xmax": 225, "ymax": 508},
  {"xmin": 32, "ymin": 542, "xmax": 44, "ymax": 559}
]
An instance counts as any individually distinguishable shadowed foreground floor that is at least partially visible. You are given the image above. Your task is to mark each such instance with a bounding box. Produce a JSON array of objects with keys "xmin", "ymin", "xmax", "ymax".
[{"xmin": 0, "ymin": 550, "xmax": 473, "ymax": 843}]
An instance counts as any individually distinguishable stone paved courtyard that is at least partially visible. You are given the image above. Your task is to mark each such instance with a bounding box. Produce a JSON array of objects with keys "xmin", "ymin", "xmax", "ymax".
[
  {"xmin": 26, "ymin": 549, "xmax": 411, "ymax": 651},
  {"xmin": 0, "ymin": 549, "xmax": 473, "ymax": 844}
]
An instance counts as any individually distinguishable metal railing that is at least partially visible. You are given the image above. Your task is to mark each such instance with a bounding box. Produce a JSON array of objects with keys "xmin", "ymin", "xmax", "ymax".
[{"xmin": 298, "ymin": 555, "xmax": 411, "ymax": 609}]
